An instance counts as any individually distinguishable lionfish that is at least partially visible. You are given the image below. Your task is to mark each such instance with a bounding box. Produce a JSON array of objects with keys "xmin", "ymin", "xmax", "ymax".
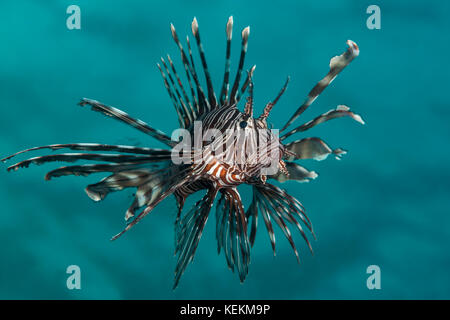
[{"xmin": 2, "ymin": 17, "xmax": 363, "ymax": 288}]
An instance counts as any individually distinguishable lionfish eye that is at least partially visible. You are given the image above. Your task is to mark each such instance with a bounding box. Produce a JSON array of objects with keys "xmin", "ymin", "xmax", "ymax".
[{"xmin": 239, "ymin": 121, "xmax": 248, "ymax": 128}]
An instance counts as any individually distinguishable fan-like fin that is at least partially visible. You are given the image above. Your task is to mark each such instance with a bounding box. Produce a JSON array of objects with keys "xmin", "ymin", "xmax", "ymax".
[
  {"xmin": 245, "ymin": 191, "xmax": 258, "ymax": 247},
  {"xmin": 284, "ymin": 137, "xmax": 347, "ymax": 161},
  {"xmin": 170, "ymin": 23, "xmax": 210, "ymax": 116},
  {"xmin": 215, "ymin": 188, "xmax": 250, "ymax": 282},
  {"xmin": 281, "ymin": 40, "xmax": 359, "ymax": 131},
  {"xmin": 181, "ymin": 36, "xmax": 200, "ymax": 117},
  {"xmin": 191, "ymin": 17, "xmax": 217, "ymax": 109},
  {"xmin": 243, "ymin": 71, "xmax": 254, "ymax": 116},
  {"xmin": 85, "ymin": 169, "xmax": 157, "ymax": 202},
  {"xmin": 262, "ymin": 184, "xmax": 313, "ymax": 242},
  {"xmin": 219, "ymin": 16, "xmax": 233, "ymax": 105},
  {"xmin": 235, "ymin": 65, "xmax": 256, "ymax": 104},
  {"xmin": 173, "ymin": 187, "xmax": 218, "ymax": 289},
  {"xmin": 256, "ymin": 192, "xmax": 276, "ymax": 255},
  {"xmin": 79, "ymin": 98, "xmax": 175, "ymax": 147},
  {"xmin": 281, "ymin": 105, "xmax": 364, "ymax": 140},
  {"xmin": 246, "ymin": 183, "xmax": 315, "ymax": 260},
  {"xmin": 6, "ymin": 153, "xmax": 157, "ymax": 172},
  {"xmin": 45, "ymin": 160, "xmax": 169, "ymax": 180},
  {"xmin": 110, "ymin": 164, "xmax": 195, "ymax": 241},
  {"xmin": 167, "ymin": 54, "xmax": 197, "ymax": 122},
  {"xmin": 258, "ymin": 76, "xmax": 290, "ymax": 120},
  {"xmin": 270, "ymin": 161, "xmax": 318, "ymax": 183},
  {"xmin": 259, "ymin": 194, "xmax": 300, "ymax": 263},
  {"xmin": 186, "ymin": 35, "xmax": 207, "ymax": 115},
  {"xmin": 160, "ymin": 57, "xmax": 192, "ymax": 127},
  {"xmin": 1, "ymin": 143, "xmax": 170, "ymax": 163},
  {"xmin": 229, "ymin": 26, "xmax": 250, "ymax": 105},
  {"xmin": 157, "ymin": 62, "xmax": 186, "ymax": 127}
]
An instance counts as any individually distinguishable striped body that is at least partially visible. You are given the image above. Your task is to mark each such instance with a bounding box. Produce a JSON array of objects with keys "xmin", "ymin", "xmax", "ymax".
[{"xmin": 194, "ymin": 105, "xmax": 283, "ymax": 186}]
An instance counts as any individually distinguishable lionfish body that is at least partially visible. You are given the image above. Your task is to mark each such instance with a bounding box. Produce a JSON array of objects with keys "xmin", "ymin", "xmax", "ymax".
[{"xmin": 3, "ymin": 17, "xmax": 364, "ymax": 288}]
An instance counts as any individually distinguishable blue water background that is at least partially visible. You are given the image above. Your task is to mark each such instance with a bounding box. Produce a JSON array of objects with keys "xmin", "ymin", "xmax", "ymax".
[{"xmin": 0, "ymin": 0, "xmax": 449, "ymax": 299}]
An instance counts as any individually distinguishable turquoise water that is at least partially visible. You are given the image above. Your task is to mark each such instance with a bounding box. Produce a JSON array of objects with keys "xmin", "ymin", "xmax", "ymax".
[{"xmin": 0, "ymin": 0, "xmax": 449, "ymax": 299}]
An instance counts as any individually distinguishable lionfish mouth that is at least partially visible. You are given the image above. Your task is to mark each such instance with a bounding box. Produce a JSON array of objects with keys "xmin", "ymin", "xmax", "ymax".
[{"xmin": 2, "ymin": 16, "xmax": 364, "ymax": 289}]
